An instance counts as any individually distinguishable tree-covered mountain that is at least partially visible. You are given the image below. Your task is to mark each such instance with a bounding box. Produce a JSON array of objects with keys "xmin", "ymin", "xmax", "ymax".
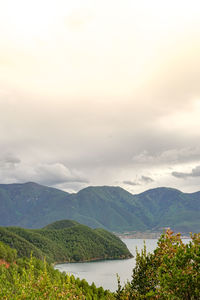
[
  {"xmin": 0, "ymin": 220, "xmax": 132, "ymax": 263},
  {"xmin": 0, "ymin": 182, "xmax": 199, "ymax": 232}
]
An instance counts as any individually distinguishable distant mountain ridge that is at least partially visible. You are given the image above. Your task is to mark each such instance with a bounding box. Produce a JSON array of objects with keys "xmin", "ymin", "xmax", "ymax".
[{"xmin": 0, "ymin": 182, "xmax": 199, "ymax": 233}]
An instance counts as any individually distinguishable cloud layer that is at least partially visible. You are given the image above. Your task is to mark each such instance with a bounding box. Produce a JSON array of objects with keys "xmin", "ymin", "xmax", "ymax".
[{"xmin": 1, "ymin": 1, "xmax": 200, "ymax": 193}]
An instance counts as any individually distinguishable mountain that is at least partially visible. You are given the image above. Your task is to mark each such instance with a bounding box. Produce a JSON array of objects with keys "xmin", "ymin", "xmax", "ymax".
[
  {"xmin": 0, "ymin": 182, "xmax": 199, "ymax": 233},
  {"xmin": 0, "ymin": 220, "xmax": 132, "ymax": 263}
]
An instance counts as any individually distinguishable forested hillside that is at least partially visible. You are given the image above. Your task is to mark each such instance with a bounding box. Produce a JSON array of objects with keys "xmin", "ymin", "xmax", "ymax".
[
  {"xmin": 0, "ymin": 220, "xmax": 132, "ymax": 263},
  {"xmin": 0, "ymin": 241, "xmax": 114, "ymax": 299},
  {"xmin": 0, "ymin": 182, "xmax": 199, "ymax": 232}
]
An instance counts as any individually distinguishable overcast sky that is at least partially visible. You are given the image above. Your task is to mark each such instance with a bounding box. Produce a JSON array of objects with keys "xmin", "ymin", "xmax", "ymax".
[{"xmin": 1, "ymin": 0, "xmax": 200, "ymax": 194}]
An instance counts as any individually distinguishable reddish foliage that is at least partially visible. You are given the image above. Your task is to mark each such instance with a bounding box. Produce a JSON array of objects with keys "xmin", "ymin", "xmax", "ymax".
[{"xmin": 0, "ymin": 259, "xmax": 10, "ymax": 269}]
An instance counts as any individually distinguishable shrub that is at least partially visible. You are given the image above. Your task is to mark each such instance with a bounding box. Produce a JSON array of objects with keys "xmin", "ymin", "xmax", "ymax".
[{"xmin": 116, "ymin": 230, "xmax": 200, "ymax": 299}]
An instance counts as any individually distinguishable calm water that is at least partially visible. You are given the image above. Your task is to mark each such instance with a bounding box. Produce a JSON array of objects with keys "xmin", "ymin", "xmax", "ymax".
[
  {"xmin": 55, "ymin": 239, "xmax": 158, "ymax": 292},
  {"xmin": 55, "ymin": 238, "xmax": 190, "ymax": 292}
]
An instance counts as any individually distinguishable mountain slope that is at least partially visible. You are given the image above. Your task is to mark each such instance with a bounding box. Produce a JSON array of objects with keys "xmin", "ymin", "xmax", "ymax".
[
  {"xmin": 0, "ymin": 182, "xmax": 70, "ymax": 228},
  {"xmin": 0, "ymin": 220, "xmax": 132, "ymax": 263},
  {"xmin": 0, "ymin": 182, "xmax": 199, "ymax": 232},
  {"xmin": 132, "ymin": 187, "xmax": 200, "ymax": 232}
]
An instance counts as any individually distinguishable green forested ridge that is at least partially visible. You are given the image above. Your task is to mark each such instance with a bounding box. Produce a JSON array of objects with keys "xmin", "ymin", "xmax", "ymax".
[
  {"xmin": 0, "ymin": 182, "xmax": 199, "ymax": 232},
  {"xmin": 0, "ymin": 227, "xmax": 44, "ymax": 259},
  {"xmin": 43, "ymin": 219, "xmax": 79, "ymax": 230},
  {"xmin": 0, "ymin": 220, "xmax": 132, "ymax": 263}
]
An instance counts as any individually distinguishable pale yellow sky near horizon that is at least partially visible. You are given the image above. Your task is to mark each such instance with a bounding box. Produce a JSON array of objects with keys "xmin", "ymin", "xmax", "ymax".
[
  {"xmin": 1, "ymin": 0, "xmax": 200, "ymax": 193},
  {"xmin": 1, "ymin": 0, "xmax": 199, "ymax": 97}
]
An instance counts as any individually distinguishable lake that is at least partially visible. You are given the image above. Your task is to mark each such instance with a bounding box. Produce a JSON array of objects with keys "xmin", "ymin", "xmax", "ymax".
[
  {"xmin": 55, "ymin": 238, "xmax": 191, "ymax": 292},
  {"xmin": 55, "ymin": 239, "xmax": 158, "ymax": 292}
]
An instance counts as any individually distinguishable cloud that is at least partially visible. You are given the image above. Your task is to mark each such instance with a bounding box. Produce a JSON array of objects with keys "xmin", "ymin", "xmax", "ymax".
[
  {"xmin": 123, "ymin": 180, "xmax": 139, "ymax": 186},
  {"xmin": 140, "ymin": 176, "xmax": 154, "ymax": 184},
  {"xmin": 172, "ymin": 165, "xmax": 200, "ymax": 179},
  {"xmin": 35, "ymin": 163, "xmax": 89, "ymax": 185},
  {"xmin": 123, "ymin": 175, "xmax": 154, "ymax": 186},
  {"xmin": 1, "ymin": 1, "xmax": 200, "ymax": 194},
  {"xmin": 132, "ymin": 147, "xmax": 200, "ymax": 166},
  {"xmin": 0, "ymin": 159, "xmax": 89, "ymax": 189},
  {"xmin": 0, "ymin": 153, "xmax": 21, "ymax": 168}
]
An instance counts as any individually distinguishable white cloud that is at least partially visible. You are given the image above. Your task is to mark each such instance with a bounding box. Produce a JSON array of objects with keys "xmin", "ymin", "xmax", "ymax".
[{"xmin": 0, "ymin": 159, "xmax": 88, "ymax": 189}]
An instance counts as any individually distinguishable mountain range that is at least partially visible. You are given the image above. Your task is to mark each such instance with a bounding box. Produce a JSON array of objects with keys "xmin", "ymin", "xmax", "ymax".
[{"xmin": 0, "ymin": 182, "xmax": 199, "ymax": 233}]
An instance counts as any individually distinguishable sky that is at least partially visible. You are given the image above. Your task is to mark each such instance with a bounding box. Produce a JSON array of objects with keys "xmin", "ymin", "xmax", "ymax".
[{"xmin": 1, "ymin": 0, "xmax": 200, "ymax": 194}]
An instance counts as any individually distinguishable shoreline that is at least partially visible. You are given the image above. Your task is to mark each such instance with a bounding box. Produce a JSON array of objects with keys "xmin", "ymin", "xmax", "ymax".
[
  {"xmin": 116, "ymin": 231, "xmax": 191, "ymax": 239},
  {"xmin": 53, "ymin": 254, "xmax": 133, "ymax": 266}
]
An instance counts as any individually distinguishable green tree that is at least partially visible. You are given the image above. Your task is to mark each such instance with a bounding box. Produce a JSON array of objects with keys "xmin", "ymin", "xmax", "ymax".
[{"xmin": 116, "ymin": 230, "xmax": 200, "ymax": 299}]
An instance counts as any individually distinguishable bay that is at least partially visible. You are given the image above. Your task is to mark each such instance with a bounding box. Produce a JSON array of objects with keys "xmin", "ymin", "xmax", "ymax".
[
  {"xmin": 55, "ymin": 239, "xmax": 158, "ymax": 292},
  {"xmin": 55, "ymin": 238, "xmax": 191, "ymax": 292}
]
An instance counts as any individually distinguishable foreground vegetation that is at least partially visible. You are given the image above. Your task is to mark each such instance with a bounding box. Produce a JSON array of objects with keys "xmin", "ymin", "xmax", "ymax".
[
  {"xmin": 0, "ymin": 241, "xmax": 113, "ymax": 299},
  {"xmin": 0, "ymin": 229, "xmax": 199, "ymax": 299},
  {"xmin": 116, "ymin": 230, "xmax": 200, "ymax": 299},
  {"xmin": 0, "ymin": 220, "xmax": 132, "ymax": 263}
]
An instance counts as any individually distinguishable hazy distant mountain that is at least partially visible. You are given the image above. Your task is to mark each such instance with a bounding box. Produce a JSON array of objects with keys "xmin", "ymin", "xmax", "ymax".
[{"xmin": 0, "ymin": 182, "xmax": 199, "ymax": 233}]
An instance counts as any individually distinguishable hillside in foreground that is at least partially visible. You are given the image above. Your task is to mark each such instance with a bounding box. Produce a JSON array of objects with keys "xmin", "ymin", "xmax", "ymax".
[
  {"xmin": 0, "ymin": 220, "xmax": 132, "ymax": 263},
  {"xmin": 0, "ymin": 182, "xmax": 199, "ymax": 233},
  {"xmin": 0, "ymin": 241, "xmax": 114, "ymax": 299}
]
